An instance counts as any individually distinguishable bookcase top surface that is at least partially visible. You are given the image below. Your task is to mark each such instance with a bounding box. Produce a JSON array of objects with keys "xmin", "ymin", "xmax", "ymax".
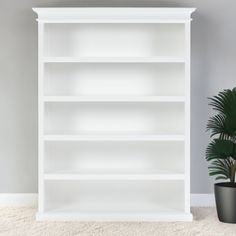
[{"xmin": 33, "ymin": 7, "xmax": 196, "ymax": 23}]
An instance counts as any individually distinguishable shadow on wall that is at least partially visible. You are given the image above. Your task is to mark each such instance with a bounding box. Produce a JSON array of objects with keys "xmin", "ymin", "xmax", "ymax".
[
  {"xmin": 35, "ymin": 0, "xmax": 185, "ymax": 8},
  {"xmin": 191, "ymin": 11, "xmax": 213, "ymax": 193}
]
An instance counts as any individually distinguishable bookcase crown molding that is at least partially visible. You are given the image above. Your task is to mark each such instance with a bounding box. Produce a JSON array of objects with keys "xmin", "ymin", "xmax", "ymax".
[{"xmin": 33, "ymin": 7, "xmax": 196, "ymax": 23}]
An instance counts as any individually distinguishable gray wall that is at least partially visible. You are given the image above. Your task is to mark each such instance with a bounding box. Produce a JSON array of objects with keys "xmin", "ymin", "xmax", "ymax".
[{"xmin": 1, "ymin": 0, "xmax": 236, "ymax": 193}]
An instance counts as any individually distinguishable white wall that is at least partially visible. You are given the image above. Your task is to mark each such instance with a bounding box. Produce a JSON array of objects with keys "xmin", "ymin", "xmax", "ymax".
[{"xmin": 1, "ymin": 0, "xmax": 236, "ymax": 193}]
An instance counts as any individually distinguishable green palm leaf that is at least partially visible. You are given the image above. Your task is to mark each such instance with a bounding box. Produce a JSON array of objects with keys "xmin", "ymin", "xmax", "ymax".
[
  {"xmin": 208, "ymin": 159, "xmax": 235, "ymax": 182},
  {"xmin": 206, "ymin": 88, "xmax": 236, "ymax": 183},
  {"xmin": 209, "ymin": 88, "xmax": 236, "ymax": 116},
  {"xmin": 206, "ymin": 139, "xmax": 236, "ymax": 161},
  {"xmin": 207, "ymin": 114, "xmax": 226, "ymax": 138},
  {"xmin": 207, "ymin": 114, "xmax": 236, "ymax": 139},
  {"xmin": 208, "ymin": 88, "xmax": 236, "ymax": 139}
]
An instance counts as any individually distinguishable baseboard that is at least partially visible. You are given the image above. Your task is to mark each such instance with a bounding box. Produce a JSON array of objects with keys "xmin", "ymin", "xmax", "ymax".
[
  {"xmin": 190, "ymin": 194, "xmax": 215, "ymax": 207},
  {"xmin": 0, "ymin": 194, "xmax": 37, "ymax": 207},
  {"xmin": 0, "ymin": 193, "xmax": 215, "ymax": 207}
]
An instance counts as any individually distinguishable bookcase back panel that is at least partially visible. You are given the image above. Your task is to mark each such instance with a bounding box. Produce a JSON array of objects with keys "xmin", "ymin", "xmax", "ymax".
[
  {"xmin": 45, "ymin": 180, "xmax": 184, "ymax": 212},
  {"xmin": 44, "ymin": 103, "xmax": 184, "ymax": 135},
  {"xmin": 44, "ymin": 141, "xmax": 184, "ymax": 174},
  {"xmin": 44, "ymin": 23, "xmax": 185, "ymax": 57},
  {"xmin": 44, "ymin": 63, "xmax": 185, "ymax": 96}
]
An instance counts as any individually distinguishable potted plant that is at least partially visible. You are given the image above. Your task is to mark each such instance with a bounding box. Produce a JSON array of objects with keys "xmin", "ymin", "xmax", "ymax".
[{"xmin": 206, "ymin": 87, "xmax": 236, "ymax": 223}]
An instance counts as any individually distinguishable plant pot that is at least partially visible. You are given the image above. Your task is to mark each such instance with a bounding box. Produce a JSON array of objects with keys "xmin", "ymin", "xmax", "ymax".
[{"xmin": 215, "ymin": 182, "xmax": 236, "ymax": 223}]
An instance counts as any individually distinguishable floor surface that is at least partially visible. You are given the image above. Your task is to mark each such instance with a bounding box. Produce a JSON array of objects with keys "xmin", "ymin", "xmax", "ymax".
[{"xmin": 0, "ymin": 208, "xmax": 236, "ymax": 236}]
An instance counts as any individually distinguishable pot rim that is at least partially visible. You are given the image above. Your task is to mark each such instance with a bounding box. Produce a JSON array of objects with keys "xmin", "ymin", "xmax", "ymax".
[{"xmin": 215, "ymin": 182, "xmax": 236, "ymax": 188}]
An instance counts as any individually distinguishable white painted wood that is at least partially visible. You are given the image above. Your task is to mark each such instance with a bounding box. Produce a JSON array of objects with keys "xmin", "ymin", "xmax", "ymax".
[
  {"xmin": 34, "ymin": 7, "xmax": 195, "ymax": 221},
  {"xmin": 0, "ymin": 194, "xmax": 38, "ymax": 207},
  {"xmin": 43, "ymin": 180, "xmax": 185, "ymax": 218},
  {"xmin": 44, "ymin": 57, "xmax": 185, "ymax": 63},
  {"xmin": 184, "ymin": 21, "xmax": 191, "ymax": 214},
  {"xmin": 43, "ymin": 96, "xmax": 185, "ymax": 102},
  {"xmin": 43, "ymin": 134, "xmax": 185, "ymax": 141},
  {"xmin": 32, "ymin": 8, "xmax": 195, "ymax": 23},
  {"xmin": 44, "ymin": 63, "xmax": 185, "ymax": 97},
  {"xmin": 44, "ymin": 103, "xmax": 184, "ymax": 135},
  {"xmin": 38, "ymin": 22, "xmax": 45, "ymax": 213},
  {"xmin": 43, "ymin": 23, "xmax": 185, "ymax": 58},
  {"xmin": 36, "ymin": 212, "xmax": 193, "ymax": 221},
  {"xmin": 44, "ymin": 141, "xmax": 185, "ymax": 176},
  {"xmin": 44, "ymin": 174, "xmax": 185, "ymax": 180}
]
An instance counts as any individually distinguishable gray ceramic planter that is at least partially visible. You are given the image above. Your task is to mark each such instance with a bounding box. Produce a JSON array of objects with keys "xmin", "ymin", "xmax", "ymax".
[{"xmin": 215, "ymin": 183, "xmax": 236, "ymax": 223}]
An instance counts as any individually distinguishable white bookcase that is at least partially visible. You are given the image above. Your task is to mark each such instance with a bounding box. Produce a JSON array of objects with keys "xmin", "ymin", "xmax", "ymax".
[{"xmin": 33, "ymin": 7, "xmax": 195, "ymax": 221}]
